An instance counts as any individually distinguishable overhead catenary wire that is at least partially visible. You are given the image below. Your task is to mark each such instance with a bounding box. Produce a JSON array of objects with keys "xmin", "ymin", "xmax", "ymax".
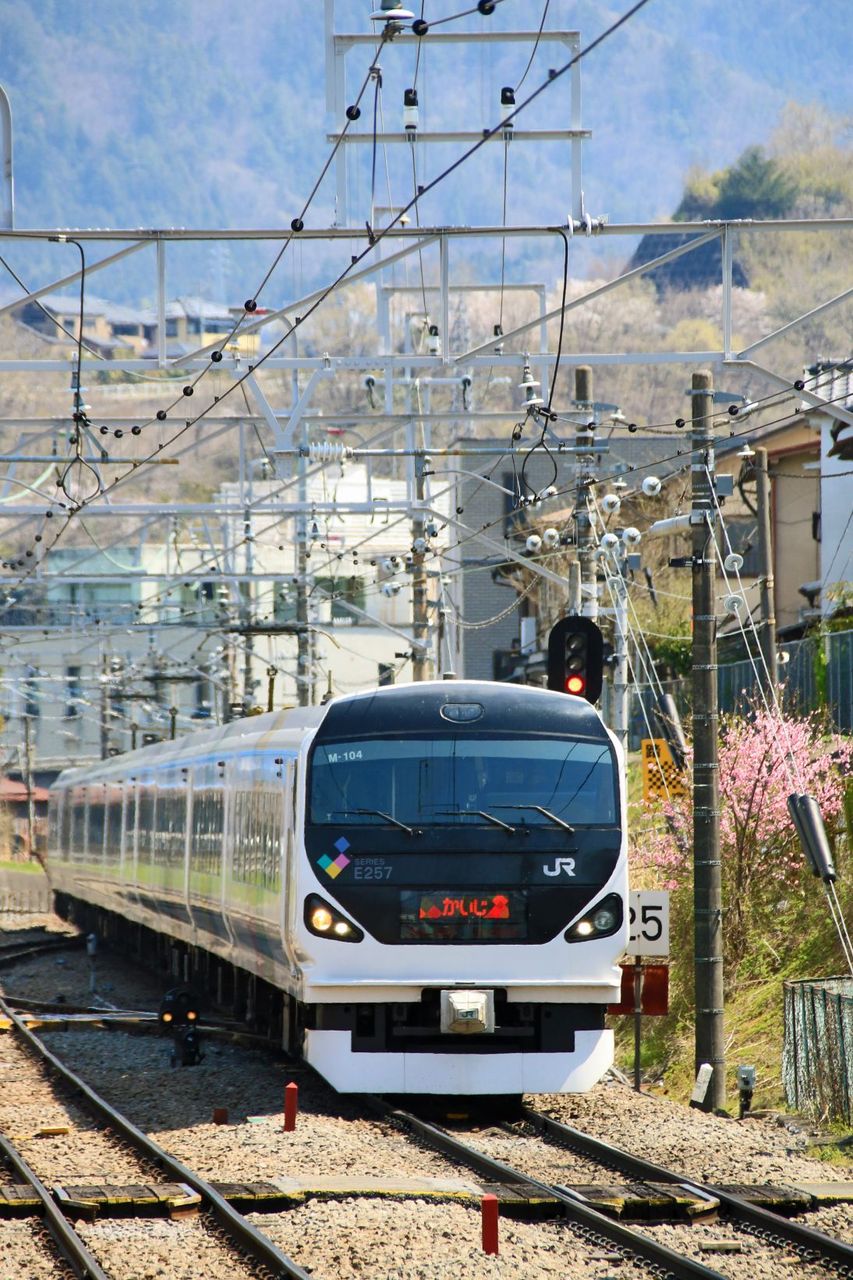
[{"xmin": 4, "ymin": 0, "xmax": 656, "ymax": 582}]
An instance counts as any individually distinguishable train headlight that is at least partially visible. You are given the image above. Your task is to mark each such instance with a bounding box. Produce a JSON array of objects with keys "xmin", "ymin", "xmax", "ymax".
[
  {"xmin": 161, "ymin": 1011, "xmax": 173, "ymax": 1023},
  {"xmin": 304, "ymin": 894, "xmax": 364, "ymax": 943},
  {"xmin": 311, "ymin": 907, "xmax": 334, "ymax": 932},
  {"xmin": 186, "ymin": 1009, "xmax": 198, "ymax": 1022},
  {"xmin": 565, "ymin": 893, "xmax": 623, "ymax": 943}
]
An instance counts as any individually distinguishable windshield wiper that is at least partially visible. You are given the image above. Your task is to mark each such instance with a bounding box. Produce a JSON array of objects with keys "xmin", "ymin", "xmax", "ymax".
[
  {"xmin": 494, "ymin": 804, "xmax": 575, "ymax": 833},
  {"xmin": 334, "ymin": 808, "xmax": 418, "ymax": 836},
  {"xmin": 436, "ymin": 809, "xmax": 516, "ymax": 833}
]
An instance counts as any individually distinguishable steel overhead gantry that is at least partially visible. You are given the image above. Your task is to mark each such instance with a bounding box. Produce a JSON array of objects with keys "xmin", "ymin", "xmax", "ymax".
[
  {"xmin": 324, "ymin": 1, "xmax": 587, "ymax": 227},
  {"xmin": 0, "ymin": 0, "xmax": 849, "ymax": 760}
]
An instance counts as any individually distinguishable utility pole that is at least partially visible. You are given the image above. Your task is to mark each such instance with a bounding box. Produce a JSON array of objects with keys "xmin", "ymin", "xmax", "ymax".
[
  {"xmin": 242, "ymin": 507, "xmax": 255, "ymax": 713},
  {"xmin": 22, "ymin": 713, "xmax": 35, "ymax": 863},
  {"xmin": 412, "ymin": 451, "xmax": 429, "ymax": 681},
  {"xmin": 754, "ymin": 447, "xmax": 777, "ymax": 688},
  {"xmin": 573, "ymin": 366, "xmax": 598, "ymax": 621},
  {"xmin": 100, "ymin": 652, "xmax": 109, "ymax": 760},
  {"xmin": 691, "ymin": 369, "xmax": 725, "ymax": 1112},
  {"xmin": 295, "ymin": 399, "xmax": 312, "ymax": 707}
]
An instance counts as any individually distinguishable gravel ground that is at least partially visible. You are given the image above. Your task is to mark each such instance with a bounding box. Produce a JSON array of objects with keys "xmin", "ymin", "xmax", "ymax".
[
  {"xmin": 246, "ymin": 1198, "xmax": 655, "ymax": 1280},
  {"xmin": 535, "ymin": 1080, "xmax": 853, "ymax": 1188},
  {"xmin": 0, "ymin": 914, "xmax": 166, "ymax": 1010},
  {"xmin": 0, "ymin": 1029, "xmax": 154, "ymax": 1186},
  {"xmin": 806, "ymin": 1202, "xmax": 853, "ymax": 1246},
  {"xmin": 77, "ymin": 1218, "xmax": 262, "ymax": 1280},
  {"xmin": 0, "ymin": 1220, "xmax": 62, "ymax": 1279},
  {"xmin": 636, "ymin": 1221, "xmax": 836, "ymax": 1280},
  {"xmin": 39, "ymin": 1029, "xmax": 472, "ymax": 1184},
  {"xmin": 4, "ymin": 915, "xmax": 852, "ymax": 1280}
]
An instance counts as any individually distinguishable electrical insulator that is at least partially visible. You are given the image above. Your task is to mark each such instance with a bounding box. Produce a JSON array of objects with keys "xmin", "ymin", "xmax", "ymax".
[
  {"xmin": 370, "ymin": 1, "xmax": 414, "ymax": 23},
  {"xmin": 427, "ymin": 324, "xmax": 440, "ymax": 356},
  {"xmin": 403, "ymin": 87, "xmax": 419, "ymax": 131},
  {"xmin": 518, "ymin": 364, "xmax": 543, "ymax": 408},
  {"xmin": 307, "ymin": 441, "xmax": 353, "ymax": 462},
  {"xmin": 500, "ymin": 86, "xmax": 516, "ymax": 128},
  {"xmin": 493, "ymin": 323, "xmax": 504, "ymax": 354}
]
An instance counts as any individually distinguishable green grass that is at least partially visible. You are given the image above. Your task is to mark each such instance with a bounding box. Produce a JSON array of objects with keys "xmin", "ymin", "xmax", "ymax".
[{"xmin": 0, "ymin": 859, "xmax": 46, "ymax": 875}]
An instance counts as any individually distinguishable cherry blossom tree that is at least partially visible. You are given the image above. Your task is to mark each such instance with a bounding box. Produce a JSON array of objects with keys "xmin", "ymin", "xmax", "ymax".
[{"xmin": 633, "ymin": 706, "xmax": 852, "ymax": 968}]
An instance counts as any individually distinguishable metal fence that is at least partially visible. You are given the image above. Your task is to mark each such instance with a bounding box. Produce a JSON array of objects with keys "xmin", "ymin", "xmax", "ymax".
[
  {"xmin": 629, "ymin": 628, "xmax": 853, "ymax": 746},
  {"xmin": 0, "ymin": 885, "xmax": 53, "ymax": 913},
  {"xmin": 783, "ymin": 978, "xmax": 853, "ymax": 1124}
]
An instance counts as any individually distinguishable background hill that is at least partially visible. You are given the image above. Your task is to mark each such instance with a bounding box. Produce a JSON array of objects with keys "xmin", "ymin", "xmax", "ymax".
[{"xmin": 0, "ymin": 0, "xmax": 851, "ymax": 303}]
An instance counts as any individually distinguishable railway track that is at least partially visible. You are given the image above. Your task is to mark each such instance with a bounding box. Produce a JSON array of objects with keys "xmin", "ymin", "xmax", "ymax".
[
  {"xmin": 521, "ymin": 1102, "xmax": 853, "ymax": 1272},
  {"xmin": 363, "ymin": 1094, "xmax": 727, "ymax": 1280},
  {"xmin": 0, "ymin": 993, "xmax": 311, "ymax": 1279},
  {"xmin": 364, "ymin": 1094, "xmax": 853, "ymax": 1279},
  {"xmin": 0, "ymin": 933, "xmax": 83, "ymax": 969},
  {"xmin": 4, "ymin": 933, "xmax": 851, "ymax": 1277}
]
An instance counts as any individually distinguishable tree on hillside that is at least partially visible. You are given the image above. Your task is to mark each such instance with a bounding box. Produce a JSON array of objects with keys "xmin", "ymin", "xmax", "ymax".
[
  {"xmin": 715, "ymin": 146, "xmax": 799, "ymax": 220},
  {"xmin": 630, "ymin": 144, "xmax": 801, "ymax": 291}
]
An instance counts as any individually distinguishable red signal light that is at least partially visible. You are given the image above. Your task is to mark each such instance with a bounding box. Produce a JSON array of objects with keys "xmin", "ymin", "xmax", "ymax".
[{"xmin": 565, "ymin": 675, "xmax": 586, "ymax": 695}]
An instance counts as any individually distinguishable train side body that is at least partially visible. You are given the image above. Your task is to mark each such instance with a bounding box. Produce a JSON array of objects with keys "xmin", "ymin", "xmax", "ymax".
[{"xmin": 48, "ymin": 681, "xmax": 628, "ymax": 1094}]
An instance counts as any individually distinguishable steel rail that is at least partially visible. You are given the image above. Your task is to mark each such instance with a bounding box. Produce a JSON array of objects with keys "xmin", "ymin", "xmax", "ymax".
[
  {"xmin": 0, "ymin": 935, "xmax": 85, "ymax": 967},
  {"xmin": 0, "ymin": 994, "xmax": 311, "ymax": 1280},
  {"xmin": 361, "ymin": 1095, "xmax": 725, "ymax": 1280},
  {"xmin": 0, "ymin": 1131, "xmax": 111, "ymax": 1280},
  {"xmin": 522, "ymin": 1104, "xmax": 853, "ymax": 1271}
]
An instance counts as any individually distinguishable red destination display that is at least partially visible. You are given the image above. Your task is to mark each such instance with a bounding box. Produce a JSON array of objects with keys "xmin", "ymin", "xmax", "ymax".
[{"xmin": 400, "ymin": 891, "xmax": 526, "ymax": 940}]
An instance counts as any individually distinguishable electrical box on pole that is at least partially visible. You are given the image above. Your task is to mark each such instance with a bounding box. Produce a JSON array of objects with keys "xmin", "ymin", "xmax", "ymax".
[{"xmin": 547, "ymin": 616, "xmax": 604, "ymax": 703}]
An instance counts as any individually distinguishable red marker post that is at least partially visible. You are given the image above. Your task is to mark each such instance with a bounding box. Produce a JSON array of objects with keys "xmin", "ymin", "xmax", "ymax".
[
  {"xmin": 481, "ymin": 1193, "xmax": 499, "ymax": 1255},
  {"xmin": 283, "ymin": 1081, "xmax": 298, "ymax": 1132}
]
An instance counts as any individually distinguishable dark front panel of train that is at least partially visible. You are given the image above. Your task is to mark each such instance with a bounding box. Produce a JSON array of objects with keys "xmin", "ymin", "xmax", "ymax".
[
  {"xmin": 304, "ymin": 828, "xmax": 621, "ymax": 944},
  {"xmin": 309, "ymin": 990, "xmax": 606, "ymax": 1054}
]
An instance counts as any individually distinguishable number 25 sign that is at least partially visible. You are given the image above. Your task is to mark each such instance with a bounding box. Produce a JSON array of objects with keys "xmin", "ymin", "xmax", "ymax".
[{"xmin": 626, "ymin": 891, "xmax": 670, "ymax": 957}]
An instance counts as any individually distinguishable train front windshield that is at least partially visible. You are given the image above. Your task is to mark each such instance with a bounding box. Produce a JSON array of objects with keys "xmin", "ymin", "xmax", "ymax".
[{"xmin": 309, "ymin": 736, "xmax": 617, "ymax": 828}]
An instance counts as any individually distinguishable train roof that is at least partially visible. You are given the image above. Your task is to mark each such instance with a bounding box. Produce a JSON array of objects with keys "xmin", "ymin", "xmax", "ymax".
[{"xmin": 51, "ymin": 680, "xmax": 608, "ymax": 789}]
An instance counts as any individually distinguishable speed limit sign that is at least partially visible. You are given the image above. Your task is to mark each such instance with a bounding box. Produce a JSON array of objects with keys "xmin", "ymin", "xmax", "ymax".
[{"xmin": 626, "ymin": 890, "xmax": 670, "ymax": 957}]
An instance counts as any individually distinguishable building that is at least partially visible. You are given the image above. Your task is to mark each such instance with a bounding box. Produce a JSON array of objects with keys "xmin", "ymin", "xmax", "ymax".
[{"xmin": 0, "ymin": 461, "xmax": 447, "ymax": 782}]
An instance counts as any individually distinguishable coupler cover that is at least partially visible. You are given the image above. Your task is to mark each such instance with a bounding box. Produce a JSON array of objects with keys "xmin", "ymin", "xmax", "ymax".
[{"xmin": 440, "ymin": 989, "xmax": 495, "ymax": 1035}]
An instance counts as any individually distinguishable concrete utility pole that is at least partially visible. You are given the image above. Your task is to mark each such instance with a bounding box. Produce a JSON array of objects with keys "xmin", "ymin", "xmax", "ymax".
[
  {"xmin": 691, "ymin": 369, "xmax": 725, "ymax": 1113},
  {"xmin": 100, "ymin": 652, "xmax": 110, "ymax": 760},
  {"xmin": 242, "ymin": 507, "xmax": 255, "ymax": 713},
  {"xmin": 295, "ymin": 402, "xmax": 313, "ymax": 707},
  {"xmin": 23, "ymin": 713, "xmax": 35, "ymax": 861},
  {"xmin": 754, "ymin": 447, "xmax": 777, "ymax": 689},
  {"xmin": 573, "ymin": 366, "xmax": 598, "ymax": 621},
  {"xmin": 412, "ymin": 451, "xmax": 429, "ymax": 681}
]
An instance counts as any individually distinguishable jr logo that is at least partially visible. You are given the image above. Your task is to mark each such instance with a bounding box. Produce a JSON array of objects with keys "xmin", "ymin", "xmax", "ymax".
[{"xmin": 542, "ymin": 857, "xmax": 576, "ymax": 877}]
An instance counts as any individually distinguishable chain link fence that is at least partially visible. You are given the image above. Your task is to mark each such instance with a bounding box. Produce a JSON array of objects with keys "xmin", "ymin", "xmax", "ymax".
[{"xmin": 783, "ymin": 977, "xmax": 853, "ymax": 1124}]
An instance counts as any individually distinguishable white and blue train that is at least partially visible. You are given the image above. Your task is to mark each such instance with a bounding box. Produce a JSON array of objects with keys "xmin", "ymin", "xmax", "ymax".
[{"xmin": 47, "ymin": 680, "xmax": 628, "ymax": 1094}]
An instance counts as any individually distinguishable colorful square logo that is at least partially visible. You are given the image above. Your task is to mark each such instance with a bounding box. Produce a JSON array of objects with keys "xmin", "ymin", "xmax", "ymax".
[{"xmin": 318, "ymin": 838, "xmax": 351, "ymax": 879}]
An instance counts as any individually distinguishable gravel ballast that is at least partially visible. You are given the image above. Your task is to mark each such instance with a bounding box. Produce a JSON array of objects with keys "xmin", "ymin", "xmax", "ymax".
[
  {"xmin": 0, "ymin": 1220, "xmax": 62, "ymax": 1279},
  {"xmin": 3, "ymin": 914, "xmax": 852, "ymax": 1280}
]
